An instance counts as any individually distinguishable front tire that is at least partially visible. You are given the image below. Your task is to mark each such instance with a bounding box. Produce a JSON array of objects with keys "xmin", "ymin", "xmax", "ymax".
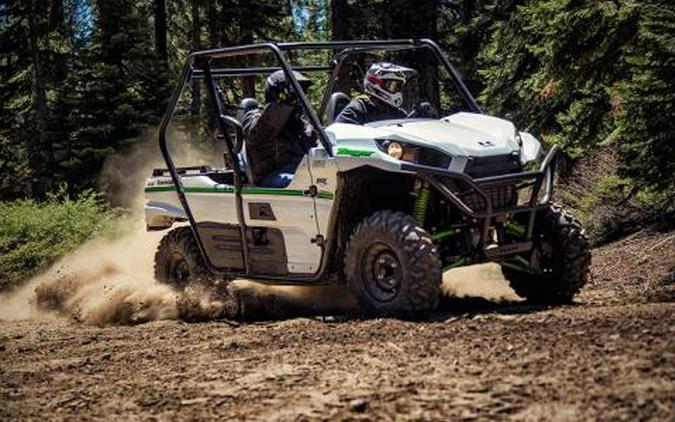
[
  {"xmin": 502, "ymin": 205, "xmax": 591, "ymax": 304},
  {"xmin": 344, "ymin": 211, "xmax": 442, "ymax": 318},
  {"xmin": 154, "ymin": 226, "xmax": 211, "ymax": 290}
]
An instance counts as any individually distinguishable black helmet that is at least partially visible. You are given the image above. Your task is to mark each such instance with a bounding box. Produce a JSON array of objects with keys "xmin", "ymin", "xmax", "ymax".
[{"xmin": 264, "ymin": 70, "xmax": 312, "ymax": 103}]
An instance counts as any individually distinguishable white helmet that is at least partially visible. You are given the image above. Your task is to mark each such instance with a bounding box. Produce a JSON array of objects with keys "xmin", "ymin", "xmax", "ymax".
[{"xmin": 363, "ymin": 62, "xmax": 416, "ymax": 108}]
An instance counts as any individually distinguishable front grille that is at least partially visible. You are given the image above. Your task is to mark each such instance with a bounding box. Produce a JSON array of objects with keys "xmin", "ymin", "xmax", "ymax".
[
  {"xmin": 460, "ymin": 185, "xmax": 517, "ymax": 213},
  {"xmin": 417, "ymin": 149, "xmax": 452, "ymax": 168},
  {"xmin": 465, "ymin": 154, "xmax": 521, "ymax": 179}
]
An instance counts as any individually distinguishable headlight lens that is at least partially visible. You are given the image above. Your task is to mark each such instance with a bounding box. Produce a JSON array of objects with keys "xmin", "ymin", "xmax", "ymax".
[
  {"xmin": 376, "ymin": 139, "xmax": 451, "ymax": 167},
  {"xmin": 387, "ymin": 142, "xmax": 404, "ymax": 159}
]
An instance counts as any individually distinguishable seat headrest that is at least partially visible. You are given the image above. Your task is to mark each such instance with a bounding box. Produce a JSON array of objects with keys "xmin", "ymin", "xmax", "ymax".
[
  {"xmin": 325, "ymin": 92, "xmax": 351, "ymax": 125},
  {"xmin": 237, "ymin": 98, "xmax": 260, "ymax": 123}
]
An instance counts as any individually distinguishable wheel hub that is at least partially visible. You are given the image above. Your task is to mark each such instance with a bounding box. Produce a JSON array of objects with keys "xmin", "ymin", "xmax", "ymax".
[
  {"xmin": 362, "ymin": 243, "xmax": 402, "ymax": 303},
  {"xmin": 532, "ymin": 236, "xmax": 555, "ymax": 273},
  {"xmin": 168, "ymin": 252, "xmax": 190, "ymax": 286}
]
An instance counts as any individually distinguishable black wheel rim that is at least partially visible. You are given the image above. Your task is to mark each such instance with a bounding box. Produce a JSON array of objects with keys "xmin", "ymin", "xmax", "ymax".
[
  {"xmin": 167, "ymin": 252, "xmax": 190, "ymax": 287},
  {"xmin": 361, "ymin": 242, "xmax": 403, "ymax": 303},
  {"xmin": 532, "ymin": 235, "xmax": 556, "ymax": 274}
]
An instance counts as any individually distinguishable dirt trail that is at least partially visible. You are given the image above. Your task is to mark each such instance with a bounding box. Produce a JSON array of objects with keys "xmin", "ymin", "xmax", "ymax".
[{"xmin": 1, "ymin": 229, "xmax": 673, "ymax": 421}]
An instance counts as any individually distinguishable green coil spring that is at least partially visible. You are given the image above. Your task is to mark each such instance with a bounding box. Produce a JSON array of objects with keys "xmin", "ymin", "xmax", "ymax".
[{"xmin": 414, "ymin": 182, "xmax": 431, "ymax": 226}]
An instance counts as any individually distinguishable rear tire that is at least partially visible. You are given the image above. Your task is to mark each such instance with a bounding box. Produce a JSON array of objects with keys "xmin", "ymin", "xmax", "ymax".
[
  {"xmin": 501, "ymin": 205, "xmax": 591, "ymax": 304},
  {"xmin": 154, "ymin": 226, "xmax": 211, "ymax": 290},
  {"xmin": 344, "ymin": 211, "xmax": 442, "ymax": 318}
]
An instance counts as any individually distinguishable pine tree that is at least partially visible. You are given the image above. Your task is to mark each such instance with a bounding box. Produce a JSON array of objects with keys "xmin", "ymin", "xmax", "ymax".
[
  {"xmin": 479, "ymin": 0, "xmax": 673, "ymax": 198},
  {"xmin": 64, "ymin": 0, "xmax": 166, "ymax": 188},
  {"xmin": 0, "ymin": 0, "xmax": 75, "ymax": 198},
  {"xmin": 480, "ymin": 0, "xmax": 640, "ymax": 149},
  {"xmin": 614, "ymin": 1, "xmax": 675, "ymax": 196}
]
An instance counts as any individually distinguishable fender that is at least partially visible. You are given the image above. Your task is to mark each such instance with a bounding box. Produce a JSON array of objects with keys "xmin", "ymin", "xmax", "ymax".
[{"xmin": 145, "ymin": 201, "xmax": 188, "ymax": 230}]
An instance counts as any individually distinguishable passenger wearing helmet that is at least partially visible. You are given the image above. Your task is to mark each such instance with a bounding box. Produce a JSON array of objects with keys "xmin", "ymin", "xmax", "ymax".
[
  {"xmin": 335, "ymin": 62, "xmax": 415, "ymax": 125},
  {"xmin": 242, "ymin": 70, "xmax": 316, "ymax": 188}
]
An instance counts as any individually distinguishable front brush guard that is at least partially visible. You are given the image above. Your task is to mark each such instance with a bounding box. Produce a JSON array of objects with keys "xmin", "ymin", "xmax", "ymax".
[{"xmin": 401, "ymin": 146, "xmax": 558, "ymax": 259}]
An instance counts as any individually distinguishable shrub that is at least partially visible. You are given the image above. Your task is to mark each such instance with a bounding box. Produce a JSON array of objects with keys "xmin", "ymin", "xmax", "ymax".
[
  {"xmin": 0, "ymin": 187, "xmax": 120, "ymax": 290},
  {"xmin": 558, "ymin": 149, "xmax": 673, "ymax": 245}
]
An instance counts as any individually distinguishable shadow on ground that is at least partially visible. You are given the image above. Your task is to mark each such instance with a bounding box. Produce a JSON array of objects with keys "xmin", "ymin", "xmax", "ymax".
[{"xmin": 184, "ymin": 263, "xmax": 558, "ymax": 324}]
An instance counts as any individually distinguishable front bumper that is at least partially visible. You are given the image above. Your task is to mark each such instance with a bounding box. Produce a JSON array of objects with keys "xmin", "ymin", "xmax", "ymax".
[{"xmin": 401, "ymin": 146, "xmax": 558, "ymax": 258}]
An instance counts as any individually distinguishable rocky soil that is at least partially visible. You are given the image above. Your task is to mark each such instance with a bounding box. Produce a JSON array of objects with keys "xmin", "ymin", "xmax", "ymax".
[{"xmin": 1, "ymin": 229, "xmax": 673, "ymax": 421}]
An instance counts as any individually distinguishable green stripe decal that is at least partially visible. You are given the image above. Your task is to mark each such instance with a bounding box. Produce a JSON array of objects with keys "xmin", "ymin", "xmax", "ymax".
[
  {"xmin": 336, "ymin": 147, "xmax": 374, "ymax": 157},
  {"xmin": 145, "ymin": 186, "xmax": 182, "ymax": 192},
  {"xmin": 145, "ymin": 185, "xmax": 334, "ymax": 200}
]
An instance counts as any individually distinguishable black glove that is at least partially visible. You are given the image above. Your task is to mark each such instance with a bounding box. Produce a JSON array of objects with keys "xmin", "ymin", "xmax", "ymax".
[{"xmin": 415, "ymin": 102, "xmax": 438, "ymax": 118}]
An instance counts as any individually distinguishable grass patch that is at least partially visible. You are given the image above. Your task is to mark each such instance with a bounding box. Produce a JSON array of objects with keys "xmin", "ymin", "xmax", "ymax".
[{"xmin": 0, "ymin": 188, "xmax": 120, "ymax": 290}]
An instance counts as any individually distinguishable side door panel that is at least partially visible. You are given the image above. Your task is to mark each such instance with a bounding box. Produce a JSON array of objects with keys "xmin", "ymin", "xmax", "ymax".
[
  {"xmin": 173, "ymin": 160, "xmax": 323, "ymax": 276},
  {"xmin": 241, "ymin": 158, "xmax": 322, "ymax": 275},
  {"xmin": 307, "ymin": 152, "xmax": 340, "ymax": 239}
]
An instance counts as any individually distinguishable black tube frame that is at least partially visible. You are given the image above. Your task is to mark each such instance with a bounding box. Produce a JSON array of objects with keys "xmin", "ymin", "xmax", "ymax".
[
  {"xmin": 158, "ymin": 39, "xmax": 483, "ymax": 283},
  {"xmin": 401, "ymin": 146, "xmax": 559, "ymax": 259}
]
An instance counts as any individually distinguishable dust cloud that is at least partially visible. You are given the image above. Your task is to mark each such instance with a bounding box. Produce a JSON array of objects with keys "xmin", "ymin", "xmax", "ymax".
[
  {"xmin": 442, "ymin": 264, "xmax": 520, "ymax": 302},
  {"xmin": 0, "ymin": 225, "xmax": 177, "ymax": 324},
  {"xmin": 0, "ymin": 128, "xmax": 517, "ymax": 326},
  {"xmin": 0, "ymin": 220, "xmax": 358, "ymax": 325},
  {"xmin": 0, "ymin": 227, "xmax": 515, "ymax": 325}
]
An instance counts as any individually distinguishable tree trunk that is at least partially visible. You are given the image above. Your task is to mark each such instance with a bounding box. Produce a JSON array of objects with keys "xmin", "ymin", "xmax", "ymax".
[
  {"xmin": 154, "ymin": 0, "xmax": 168, "ymax": 64},
  {"xmin": 419, "ymin": 0, "xmax": 439, "ymax": 110},
  {"xmin": 49, "ymin": 0, "xmax": 66, "ymax": 82},
  {"xmin": 238, "ymin": 4, "xmax": 256, "ymax": 99},
  {"xmin": 190, "ymin": 0, "xmax": 201, "ymax": 116},
  {"xmin": 331, "ymin": 0, "xmax": 347, "ymax": 40},
  {"xmin": 331, "ymin": 0, "xmax": 350, "ymax": 93},
  {"xmin": 27, "ymin": 0, "xmax": 51, "ymax": 195},
  {"xmin": 206, "ymin": 1, "xmax": 218, "ymax": 47}
]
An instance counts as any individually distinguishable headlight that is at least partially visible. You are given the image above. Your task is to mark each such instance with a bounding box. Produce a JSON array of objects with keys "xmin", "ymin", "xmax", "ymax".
[
  {"xmin": 376, "ymin": 139, "xmax": 451, "ymax": 168},
  {"xmin": 387, "ymin": 142, "xmax": 404, "ymax": 159},
  {"xmin": 378, "ymin": 139, "xmax": 419, "ymax": 162}
]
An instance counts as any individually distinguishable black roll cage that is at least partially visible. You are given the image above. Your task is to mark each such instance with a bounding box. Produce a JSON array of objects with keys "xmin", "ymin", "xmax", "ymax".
[{"xmin": 158, "ymin": 39, "xmax": 482, "ymax": 283}]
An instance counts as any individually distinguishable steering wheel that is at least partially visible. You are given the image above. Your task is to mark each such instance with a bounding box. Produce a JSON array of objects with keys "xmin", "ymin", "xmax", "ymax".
[{"xmin": 407, "ymin": 102, "xmax": 438, "ymax": 119}]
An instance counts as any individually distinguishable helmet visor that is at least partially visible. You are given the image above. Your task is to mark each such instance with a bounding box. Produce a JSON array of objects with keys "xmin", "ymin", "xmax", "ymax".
[{"xmin": 382, "ymin": 79, "xmax": 403, "ymax": 94}]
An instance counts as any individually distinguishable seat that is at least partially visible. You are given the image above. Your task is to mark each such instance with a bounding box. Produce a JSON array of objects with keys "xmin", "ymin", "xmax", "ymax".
[
  {"xmin": 325, "ymin": 92, "xmax": 351, "ymax": 124},
  {"xmin": 237, "ymin": 98, "xmax": 260, "ymax": 184}
]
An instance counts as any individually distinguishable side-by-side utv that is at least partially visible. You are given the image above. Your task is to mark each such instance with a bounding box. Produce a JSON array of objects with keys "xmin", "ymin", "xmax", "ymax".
[{"xmin": 145, "ymin": 39, "xmax": 590, "ymax": 317}]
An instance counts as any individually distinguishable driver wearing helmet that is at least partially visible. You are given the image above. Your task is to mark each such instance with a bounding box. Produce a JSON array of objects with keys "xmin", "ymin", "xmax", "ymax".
[
  {"xmin": 335, "ymin": 62, "xmax": 416, "ymax": 125},
  {"xmin": 242, "ymin": 70, "xmax": 316, "ymax": 188}
]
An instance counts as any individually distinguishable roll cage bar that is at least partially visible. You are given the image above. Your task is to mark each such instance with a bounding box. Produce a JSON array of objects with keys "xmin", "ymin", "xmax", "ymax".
[{"xmin": 157, "ymin": 39, "xmax": 482, "ymax": 281}]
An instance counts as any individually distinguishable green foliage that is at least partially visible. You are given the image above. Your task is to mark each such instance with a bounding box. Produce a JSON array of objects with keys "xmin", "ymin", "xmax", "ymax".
[
  {"xmin": 0, "ymin": 187, "xmax": 120, "ymax": 289},
  {"xmin": 613, "ymin": 1, "xmax": 675, "ymax": 194},
  {"xmin": 59, "ymin": 1, "xmax": 170, "ymax": 190},
  {"xmin": 479, "ymin": 0, "xmax": 674, "ymax": 201},
  {"xmin": 480, "ymin": 0, "xmax": 635, "ymax": 141},
  {"xmin": 560, "ymin": 174, "xmax": 671, "ymax": 244},
  {"xmin": 0, "ymin": 0, "xmax": 672, "ymax": 244},
  {"xmin": 0, "ymin": 134, "xmax": 32, "ymax": 199}
]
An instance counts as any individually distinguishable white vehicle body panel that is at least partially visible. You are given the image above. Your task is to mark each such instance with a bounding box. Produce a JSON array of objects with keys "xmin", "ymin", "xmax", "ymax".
[
  {"xmin": 326, "ymin": 112, "xmax": 523, "ymax": 162},
  {"xmin": 519, "ymin": 131, "xmax": 543, "ymax": 164},
  {"xmin": 145, "ymin": 112, "xmax": 544, "ymax": 276},
  {"xmin": 145, "ymin": 159, "xmax": 325, "ymax": 274}
]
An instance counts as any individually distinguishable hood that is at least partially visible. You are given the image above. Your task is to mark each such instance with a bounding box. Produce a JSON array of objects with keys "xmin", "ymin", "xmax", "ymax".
[{"xmin": 366, "ymin": 112, "xmax": 520, "ymax": 157}]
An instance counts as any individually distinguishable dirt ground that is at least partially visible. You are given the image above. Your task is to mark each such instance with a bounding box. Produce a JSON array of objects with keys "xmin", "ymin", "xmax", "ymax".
[{"xmin": 1, "ymin": 229, "xmax": 674, "ymax": 421}]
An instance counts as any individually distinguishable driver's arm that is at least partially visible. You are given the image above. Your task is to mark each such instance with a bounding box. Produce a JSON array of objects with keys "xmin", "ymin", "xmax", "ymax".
[{"xmin": 334, "ymin": 98, "xmax": 369, "ymax": 125}]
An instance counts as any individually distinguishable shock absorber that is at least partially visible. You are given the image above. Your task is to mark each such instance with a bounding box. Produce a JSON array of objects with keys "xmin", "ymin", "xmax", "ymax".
[{"xmin": 414, "ymin": 180, "xmax": 431, "ymax": 227}]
